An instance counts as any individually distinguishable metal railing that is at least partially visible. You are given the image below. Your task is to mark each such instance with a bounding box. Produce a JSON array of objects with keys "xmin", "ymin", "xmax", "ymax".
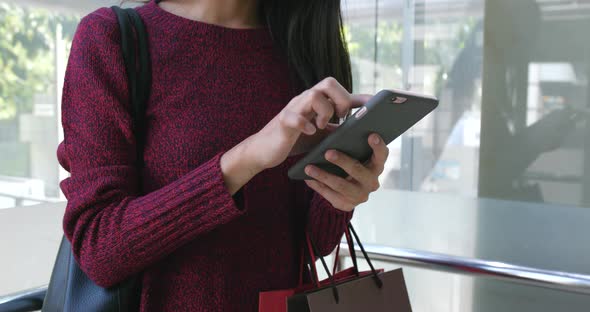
[
  {"xmin": 0, "ymin": 192, "xmax": 61, "ymax": 207},
  {"xmin": 0, "ymin": 285, "xmax": 46, "ymax": 312},
  {"xmin": 2, "ymin": 243, "xmax": 590, "ymax": 312},
  {"xmin": 338, "ymin": 242, "xmax": 590, "ymax": 295}
]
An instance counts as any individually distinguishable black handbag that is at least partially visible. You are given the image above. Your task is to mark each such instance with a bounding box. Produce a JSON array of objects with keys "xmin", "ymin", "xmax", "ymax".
[{"xmin": 42, "ymin": 6, "xmax": 151, "ymax": 312}]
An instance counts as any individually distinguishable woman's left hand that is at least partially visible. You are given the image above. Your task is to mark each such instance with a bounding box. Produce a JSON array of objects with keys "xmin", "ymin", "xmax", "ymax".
[{"xmin": 304, "ymin": 133, "xmax": 389, "ymax": 212}]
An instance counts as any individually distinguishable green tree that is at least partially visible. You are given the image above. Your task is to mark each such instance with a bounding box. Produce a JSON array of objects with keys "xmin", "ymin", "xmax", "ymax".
[
  {"xmin": 0, "ymin": 2, "xmax": 78, "ymax": 120},
  {"xmin": 344, "ymin": 16, "xmax": 478, "ymax": 95},
  {"xmin": 345, "ymin": 20, "xmax": 403, "ymax": 68}
]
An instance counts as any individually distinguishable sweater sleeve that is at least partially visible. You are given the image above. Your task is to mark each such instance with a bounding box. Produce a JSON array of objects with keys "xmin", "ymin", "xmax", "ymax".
[
  {"xmin": 58, "ymin": 11, "xmax": 244, "ymax": 288},
  {"xmin": 304, "ymin": 184, "xmax": 353, "ymax": 256}
]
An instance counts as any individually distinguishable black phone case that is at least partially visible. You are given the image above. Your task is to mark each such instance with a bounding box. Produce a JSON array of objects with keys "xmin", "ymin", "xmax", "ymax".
[{"xmin": 287, "ymin": 89, "xmax": 439, "ymax": 180}]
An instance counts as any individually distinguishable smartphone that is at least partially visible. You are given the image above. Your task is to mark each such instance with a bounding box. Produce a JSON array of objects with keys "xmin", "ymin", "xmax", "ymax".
[{"xmin": 287, "ymin": 89, "xmax": 439, "ymax": 180}]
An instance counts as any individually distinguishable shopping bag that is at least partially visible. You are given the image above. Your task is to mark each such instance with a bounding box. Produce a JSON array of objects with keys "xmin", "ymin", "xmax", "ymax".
[
  {"xmin": 259, "ymin": 224, "xmax": 412, "ymax": 312},
  {"xmin": 259, "ymin": 232, "xmax": 362, "ymax": 312},
  {"xmin": 258, "ymin": 267, "xmax": 369, "ymax": 312},
  {"xmin": 287, "ymin": 268, "xmax": 411, "ymax": 312}
]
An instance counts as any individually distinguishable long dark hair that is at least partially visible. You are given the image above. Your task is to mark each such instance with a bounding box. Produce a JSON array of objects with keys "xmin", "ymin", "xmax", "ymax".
[
  {"xmin": 261, "ymin": 0, "xmax": 352, "ymax": 93},
  {"xmin": 124, "ymin": 0, "xmax": 353, "ymax": 93}
]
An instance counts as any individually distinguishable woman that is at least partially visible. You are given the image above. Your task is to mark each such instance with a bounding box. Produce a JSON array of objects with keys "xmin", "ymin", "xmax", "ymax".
[{"xmin": 57, "ymin": 0, "xmax": 389, "ymax": 310}]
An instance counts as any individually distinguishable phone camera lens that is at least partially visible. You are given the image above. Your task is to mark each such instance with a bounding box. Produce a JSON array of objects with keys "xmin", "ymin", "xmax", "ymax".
[{"xmin": 392, "ymin": 97, "xmax": 407, "ymax": 104}]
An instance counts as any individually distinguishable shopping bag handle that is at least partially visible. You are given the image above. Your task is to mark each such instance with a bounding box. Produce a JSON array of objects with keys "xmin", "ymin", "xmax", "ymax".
[
  {"xmin": 307, "ymin": 233, "xmax": 340, "ymax": 303},
  {"xmin": 332, "ymin": 227, "xmax": 359, "ymax": 277},
  {"xmin": 347, "ymin": 223, "xmax": 383, "ymax": 288},
  {"xmin": 327, "ymin": 224, "xmax": 382, "ymax": 289},
  {"xmin": 305, "ymin": 223, "xmax": 383, "ymax": 303},
  {"xmin": 297, "ymin": 231, "xmax": 322, "ymax": 288}
]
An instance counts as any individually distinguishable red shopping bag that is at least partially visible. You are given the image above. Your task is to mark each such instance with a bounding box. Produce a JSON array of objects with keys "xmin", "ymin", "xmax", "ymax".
[
  {"xmin": 259, "ymin": 267, "xmax": 372, "ymax": 312},
  {"xmin": 259, "ymin": 224, "xmax": 412, "ymax": 312}
]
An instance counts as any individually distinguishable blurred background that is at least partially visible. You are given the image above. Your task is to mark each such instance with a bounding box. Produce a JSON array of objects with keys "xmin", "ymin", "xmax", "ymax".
[{"xmin": 1, "ymin": 0, "xmax": 590, "ymax": 311}]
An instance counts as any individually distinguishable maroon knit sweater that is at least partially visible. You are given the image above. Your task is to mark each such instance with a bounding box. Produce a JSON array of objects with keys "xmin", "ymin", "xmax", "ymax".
[{"xmin": 56, "ymin": 1, "xmax": 352, "ymax": 311}]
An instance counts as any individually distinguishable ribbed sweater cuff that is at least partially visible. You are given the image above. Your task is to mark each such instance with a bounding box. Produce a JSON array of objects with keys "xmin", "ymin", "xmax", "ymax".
[{"xmin": 121, "ymin": 151, "xmax": 245, "ymax": 261}]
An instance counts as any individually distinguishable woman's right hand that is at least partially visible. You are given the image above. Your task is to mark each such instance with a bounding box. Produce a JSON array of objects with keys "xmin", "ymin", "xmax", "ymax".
[
  {"xmin": 250, "ymin": 77, "xmax": 370, "ymax": 171},
  {"xmin": 220, "ymin": 77, "xmax": 370, "ymax": 195}
]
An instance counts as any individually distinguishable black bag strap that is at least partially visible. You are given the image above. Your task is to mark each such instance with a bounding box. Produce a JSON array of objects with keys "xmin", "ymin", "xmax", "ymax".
[
  {"xmin": 42, "ymin": 8, "xmax": 150, "ymax": 312},
  {"xmin": 111, "ymin": 6, "xmax": 151, "ymax": 176}
]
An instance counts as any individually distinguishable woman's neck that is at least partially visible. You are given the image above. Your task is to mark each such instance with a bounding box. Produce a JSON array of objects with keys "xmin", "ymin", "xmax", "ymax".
[{"xmin": 157, "ymin": 0, "xmax": 261, "ymax": 29}]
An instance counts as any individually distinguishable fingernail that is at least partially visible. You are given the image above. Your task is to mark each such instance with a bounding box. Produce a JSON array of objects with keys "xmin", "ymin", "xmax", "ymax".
[
  {"xmin": 305, "ymin": 166, "xmax": 317, "ymax": 176},
  {"xmin": 326, "ymin": 150, "xmax": 338, "ymax": 161},
  {"xmin": 372, "ymin": 135, "xmax": 380, "ymax": 145},
  {"xmin": 305, "ymin": 123, "xmax": 316, "ymax": 134}
]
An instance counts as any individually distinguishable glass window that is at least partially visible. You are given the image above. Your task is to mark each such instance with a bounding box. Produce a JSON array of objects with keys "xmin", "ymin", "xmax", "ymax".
[
  {"xmin": 343, "ymin": 1, "xmax": 590, "ymax": 311},
  {"xmin": 2, "ymin": 0, "xmax": 590, "ymax": 310},
  {"xmin": 0, "ymin": 1, "xmax": 125, "ymax": 210},
  {"xmin": 344, "ymin": 0, "xmax": 485, "ymax": 196},
  {"xmin": 0, "ymin": 2, "xmax": 81, "ymax": 209},
  {"xmin": 344, "ymin": 0, "xmax": 590, "ymax": 208}
]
